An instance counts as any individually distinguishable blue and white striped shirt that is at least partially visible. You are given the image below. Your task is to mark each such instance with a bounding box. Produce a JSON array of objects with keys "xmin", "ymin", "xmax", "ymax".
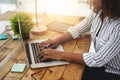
[{"xmin": 67, "ymin": 10, "xmax": 120, "ymax": 75}]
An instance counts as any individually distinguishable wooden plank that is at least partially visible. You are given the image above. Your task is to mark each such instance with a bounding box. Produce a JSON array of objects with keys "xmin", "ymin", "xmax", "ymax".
[
  {"xmin": 61, "ymin": 63, "xmax": 84, "ymax": 80},
  {"xmin": 3, "ymin": 51, "xmax": 29, "ymax": 80},
  {"xmin": 41, "ymin": 66, "xmax": 66, "ymax": 80},
  {"xmin": 62, "ymin": 36, "xmax": 91, "ymax": 80},
  {"xmin": 0, "ymin": 40, "xmax": 24, "ymax": 79},
  {"xmin": 0, "ymin": 39, "xmax": 21, "ymax": 62},
  {"xmin": 4, "ymin": 47, "xmax": 48, "ymax": 80},
  {"xmin": 22, "ymin": 67, "xmax": 47, "ymax": 80},
  {"xmin": 0, "ymin": 32, "xmax": 11, "ymax": 47}
]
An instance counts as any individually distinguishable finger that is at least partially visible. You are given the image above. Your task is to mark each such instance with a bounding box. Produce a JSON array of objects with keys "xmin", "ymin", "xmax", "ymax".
[
  {"xmin": 39, "ymin": 49, "xmax": 48, "ymax": 61},
  {"xmin": 40, "ymin": 42, "xmax": 51, "ymax": 49},
  {"xmin": 41, "ymin": 49, "xmax": 48, "ymax": 56},
  {"xmin": 39, "ymin": 49, "xmax": 45, "ymax": 57},
  {"xmin": 40, "ymin": 42, "xmax": 46, "ymax": 49},
  {"xmin": 40, "ymin": 57, "xmax": 46, "ymax": 61},
  {"xmin": 38, "ymin": 48, "xmax": 45, "ymax": 57},
  {"xmin": 50, "ymin": 45, "xmax": 56, "ymax": 49},
  {"xmin": 40, "ymin": 55, "xmax": 49, "ymax": 61},
  {"xmin": 40, "ymin": 39, "xmax": 49, "ymax": 46}
]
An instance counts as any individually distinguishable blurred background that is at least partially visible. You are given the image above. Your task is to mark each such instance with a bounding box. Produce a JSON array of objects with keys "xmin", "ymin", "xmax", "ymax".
[{"xmin": 0, "ymin": 0, "xmax": 91, "ymax": 34}]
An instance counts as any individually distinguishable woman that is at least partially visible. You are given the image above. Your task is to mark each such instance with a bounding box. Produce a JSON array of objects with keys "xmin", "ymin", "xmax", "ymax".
[{"xmin": 40, "ymin": 0, "xmax": 120, "ymax": 80}]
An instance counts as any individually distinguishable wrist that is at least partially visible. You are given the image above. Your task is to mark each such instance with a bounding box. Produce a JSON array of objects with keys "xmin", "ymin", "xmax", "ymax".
[
  {"xmin": 53, "ymin": 38, "xmax": 61, "ymax": 44},
  {"xmin": 60, "ymin": 52, "xmax": 69, "ymax": 61}
]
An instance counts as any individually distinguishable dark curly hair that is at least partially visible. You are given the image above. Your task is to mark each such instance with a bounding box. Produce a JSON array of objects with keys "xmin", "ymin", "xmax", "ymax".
[{"xmin": 102, "ymin": 0, "xmax": 120, "ymax": 19}]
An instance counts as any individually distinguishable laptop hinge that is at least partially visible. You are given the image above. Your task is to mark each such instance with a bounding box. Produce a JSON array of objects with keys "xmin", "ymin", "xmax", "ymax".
[{"xmin": 24, "ymin": 43, "xmax": 32, "ymax": 64}]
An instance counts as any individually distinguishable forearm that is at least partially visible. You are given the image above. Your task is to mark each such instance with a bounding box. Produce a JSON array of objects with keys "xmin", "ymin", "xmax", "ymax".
[
  {"xmin": 53, "ymin": 31, "xmax": 73, "ymax": 44},
  {"xmin": 53, "ymin": 13, "xmax": 93, "ymax": 44},
  {"xmin": 61, "ymin": 52, "xmax": 85, "ymax": 65}
]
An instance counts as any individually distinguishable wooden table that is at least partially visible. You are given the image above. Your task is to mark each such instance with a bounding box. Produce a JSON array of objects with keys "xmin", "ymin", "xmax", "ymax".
[{"xmin": 0, "ymin": 11, "xmax": 91, "ymax": 80}]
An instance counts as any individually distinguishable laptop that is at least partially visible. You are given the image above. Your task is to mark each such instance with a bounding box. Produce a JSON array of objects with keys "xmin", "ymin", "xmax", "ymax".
[{"xmin": 24, "ymin": 39, "xmax": 69, "ymax": 69}]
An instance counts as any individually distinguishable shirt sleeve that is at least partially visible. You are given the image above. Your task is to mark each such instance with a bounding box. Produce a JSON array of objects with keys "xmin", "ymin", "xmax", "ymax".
[
  {"xmin": 83, "ymin": 25, "xmax": 120, "ymax": 67},
  {"xmin": 67, "ymin": 12, "xmax": 94, "ymax": 39}
]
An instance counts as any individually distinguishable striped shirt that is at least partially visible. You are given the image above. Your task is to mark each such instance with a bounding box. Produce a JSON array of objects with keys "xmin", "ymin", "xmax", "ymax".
[{"xmin": 67, "ymin": 10, "xmax": 120, "ymax": 75}]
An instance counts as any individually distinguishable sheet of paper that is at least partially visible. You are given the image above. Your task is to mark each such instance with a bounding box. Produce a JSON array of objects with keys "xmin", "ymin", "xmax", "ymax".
[{"xmin": 0, "ymin": 21, "xmax": 10, "ymax": 34}]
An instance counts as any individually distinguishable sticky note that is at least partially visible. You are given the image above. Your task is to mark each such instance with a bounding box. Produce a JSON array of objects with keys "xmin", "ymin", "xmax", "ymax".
[
  {"xmin": 12, "ymin": 35, "xmax": 18, "ymax": 40},
  {"xmin": 11, "ymin": 64, "xmax": 26, "ymax": 73},
  {"xmin": 0, "ymin": 34, "xmax": 8, "ymax": 40}
]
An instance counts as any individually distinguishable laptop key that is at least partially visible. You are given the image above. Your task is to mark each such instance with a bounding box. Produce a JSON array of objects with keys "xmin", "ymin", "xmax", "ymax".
[
  {"xmin": 31, "ymin": 43, "xmax": 38, "ymax": 63},
  {"xmin": 31, "ymin": 43, "xmax": 53, "ymax": 63}
]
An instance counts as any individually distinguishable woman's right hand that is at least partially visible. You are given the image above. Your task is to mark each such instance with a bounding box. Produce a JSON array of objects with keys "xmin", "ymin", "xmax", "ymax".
[{"xmin": 40, "ymin": 39, "xmax": 60, "ymax": 49}]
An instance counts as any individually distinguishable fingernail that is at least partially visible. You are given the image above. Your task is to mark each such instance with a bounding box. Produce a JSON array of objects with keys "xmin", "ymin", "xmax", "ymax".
[{"xmin": 45, "ymin": 44, "xmax": 51, "ymax": 48}]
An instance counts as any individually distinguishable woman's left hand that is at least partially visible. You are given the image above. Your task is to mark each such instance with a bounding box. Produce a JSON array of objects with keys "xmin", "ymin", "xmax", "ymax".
[{"xmin": 41, "ymin": 49, "xmax": 63, "ymax": 61}]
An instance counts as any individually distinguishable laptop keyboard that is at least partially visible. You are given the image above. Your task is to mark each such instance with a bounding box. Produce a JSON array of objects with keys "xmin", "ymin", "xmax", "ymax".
[{"xmin": 31, "ymin": 43, "xmax": 52, "ymax": 63}]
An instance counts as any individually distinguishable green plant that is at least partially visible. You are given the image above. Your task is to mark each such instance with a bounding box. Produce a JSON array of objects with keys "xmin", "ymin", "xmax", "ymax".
[{"xmin": 10, "ymin": 12, "xmax": 34, "ymax": 40}]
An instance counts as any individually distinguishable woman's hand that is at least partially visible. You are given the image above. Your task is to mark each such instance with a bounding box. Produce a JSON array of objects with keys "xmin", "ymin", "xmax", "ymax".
[
  {"xmin": 40, "ymin": 32, "xmax": 73, "ymax": 49},
  {"xmin": 40, "ymin": 48, "xmax": 85, "ymax": 65},
  {"xmin": 41, "ymin": 49, "xmax": 63, "ymax": 61},
  {"xmin": 40, "ymin": 39, "xmax": 60, "ymax": 49}
]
